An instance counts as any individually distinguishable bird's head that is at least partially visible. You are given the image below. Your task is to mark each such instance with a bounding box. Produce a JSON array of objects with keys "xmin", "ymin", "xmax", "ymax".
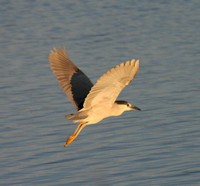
[{"xmin": 115, "ymin": 100, "xmax": 141, "ymax": 112}]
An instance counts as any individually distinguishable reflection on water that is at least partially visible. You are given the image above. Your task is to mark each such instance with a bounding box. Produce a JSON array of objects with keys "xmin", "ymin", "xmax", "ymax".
[{"xmin": 0, "ymin": 1, "xmax": 200, "ymax": 185}]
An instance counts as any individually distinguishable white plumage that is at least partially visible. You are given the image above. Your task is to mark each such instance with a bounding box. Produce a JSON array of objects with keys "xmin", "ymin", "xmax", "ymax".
[{"xmin": 49, "ymin": 48, "xmax": 140, "ymax": 146}]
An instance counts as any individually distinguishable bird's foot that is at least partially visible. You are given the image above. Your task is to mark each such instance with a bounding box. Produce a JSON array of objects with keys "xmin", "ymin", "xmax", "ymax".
[{"xmin": 64, "ymin": 135, "xmax": 75, "ymax": 147}]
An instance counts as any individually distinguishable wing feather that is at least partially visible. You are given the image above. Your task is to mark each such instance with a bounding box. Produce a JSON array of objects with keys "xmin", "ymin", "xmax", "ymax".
[
  {"xmin": 83, "ymin": 59, "xmax": 139, "ymax": 109},
  {"xmin": 49, "ymin": 48, "xmax": 93, "ymax": 110}
]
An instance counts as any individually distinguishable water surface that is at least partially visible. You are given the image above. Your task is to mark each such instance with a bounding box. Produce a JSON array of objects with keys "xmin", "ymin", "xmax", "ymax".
[{"xmin": 0, "ymin": 1, "xmax": 200, "ymax": 185}]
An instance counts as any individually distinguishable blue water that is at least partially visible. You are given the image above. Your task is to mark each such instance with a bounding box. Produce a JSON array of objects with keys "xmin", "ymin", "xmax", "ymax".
[{"xmin": 0, "ymin": 1, "xmax": 200, "ymax": 185}]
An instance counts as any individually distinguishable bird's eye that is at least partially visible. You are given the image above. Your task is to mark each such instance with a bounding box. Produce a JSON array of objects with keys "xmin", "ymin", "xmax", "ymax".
[{"xmin": 127, "ymin": 103, "xmax": 130, "ymax": 107}]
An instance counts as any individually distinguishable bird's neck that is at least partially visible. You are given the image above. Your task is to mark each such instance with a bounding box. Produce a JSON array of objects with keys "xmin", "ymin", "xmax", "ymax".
[{"xmin": 111, "ymin": 103, "xmax": 126, "ymax": 116}]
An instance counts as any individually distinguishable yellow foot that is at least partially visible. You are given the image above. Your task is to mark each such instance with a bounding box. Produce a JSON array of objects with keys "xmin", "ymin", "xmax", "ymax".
[{"xmin": 64, "ymin": 136, "xmax": 75, "ymax": 147}]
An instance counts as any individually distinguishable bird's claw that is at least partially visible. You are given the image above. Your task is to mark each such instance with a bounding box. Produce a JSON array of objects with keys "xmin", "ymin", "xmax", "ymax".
[{"xmin": 64, "ymin": 136, "xmax": 75, "ymax": 147}]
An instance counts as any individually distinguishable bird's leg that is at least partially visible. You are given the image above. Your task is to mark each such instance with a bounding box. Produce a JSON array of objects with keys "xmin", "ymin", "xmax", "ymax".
[{"xmin": 64, "ymin": 123, "xmax": 86, "ymax": 147}]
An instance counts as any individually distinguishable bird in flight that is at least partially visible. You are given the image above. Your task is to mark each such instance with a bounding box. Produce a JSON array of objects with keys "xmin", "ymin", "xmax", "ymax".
[{"xmin": 49, "ymin": 48, "xmax": 141, "ymax": 147}]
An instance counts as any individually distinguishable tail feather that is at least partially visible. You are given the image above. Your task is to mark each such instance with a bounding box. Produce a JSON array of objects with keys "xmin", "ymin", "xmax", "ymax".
[
  {"xmin": 65, "ymin": 112, "xmax": 88, "ymax": 121},
  {"xmin": 65, "ymin": 114, "xmax": 74, "ymax": 120}
]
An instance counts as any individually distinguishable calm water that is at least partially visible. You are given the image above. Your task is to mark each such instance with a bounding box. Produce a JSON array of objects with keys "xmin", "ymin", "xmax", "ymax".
[{"xmin": 0, "ymin": 1, "xmax": 200, "ymax": 185}]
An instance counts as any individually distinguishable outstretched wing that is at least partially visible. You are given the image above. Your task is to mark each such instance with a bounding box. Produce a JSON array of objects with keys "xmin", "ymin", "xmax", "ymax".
[
  {"xmin": 49, "ymin": 48, "xmax": 93, "ymax": 110},
  {"xmin": 83, "ymin": 59, "xmax": 139, "ymax": 109}
]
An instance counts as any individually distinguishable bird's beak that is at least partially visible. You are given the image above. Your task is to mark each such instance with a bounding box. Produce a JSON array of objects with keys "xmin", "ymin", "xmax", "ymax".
[{"xmin": 131, "ymin": 105, "xmax": 141, "ymax": 111}]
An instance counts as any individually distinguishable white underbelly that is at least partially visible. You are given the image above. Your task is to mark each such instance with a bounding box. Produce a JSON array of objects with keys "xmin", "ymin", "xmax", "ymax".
[{"xmin": 82, "ymin": 106, "xmax": 114, "ymax": 124}]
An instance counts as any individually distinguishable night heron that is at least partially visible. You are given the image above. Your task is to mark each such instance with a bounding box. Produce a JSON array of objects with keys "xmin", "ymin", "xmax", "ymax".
[{"xmin": 49, "ymin": 48, "xmax": 141, "ymax": 147}]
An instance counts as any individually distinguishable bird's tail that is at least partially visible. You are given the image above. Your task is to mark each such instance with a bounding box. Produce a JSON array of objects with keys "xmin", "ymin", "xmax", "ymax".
[
  {"xmin": 65, "ymin": 112, "xmax": 88, "ymax": 123},
  {"xmin": 65, "ymin": 114, "xmax": 75, "ymax": 120}
]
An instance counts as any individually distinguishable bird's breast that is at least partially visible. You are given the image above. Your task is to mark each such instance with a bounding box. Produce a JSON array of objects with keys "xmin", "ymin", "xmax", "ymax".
[{"xmin": 83, "ymin": 105, "xmax": 114, "ymax": 124}]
